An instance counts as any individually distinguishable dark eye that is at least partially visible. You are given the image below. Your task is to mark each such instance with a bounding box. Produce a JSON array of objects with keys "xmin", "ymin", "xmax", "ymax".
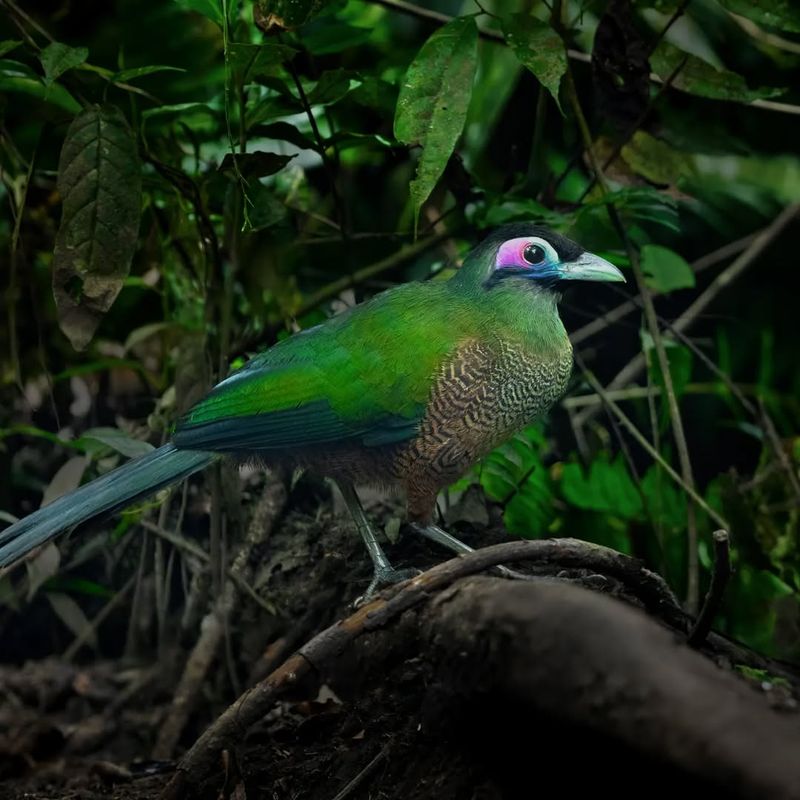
[{"xmin": 522, "ymin": 243, "xmax": 546, "ymax": 265}]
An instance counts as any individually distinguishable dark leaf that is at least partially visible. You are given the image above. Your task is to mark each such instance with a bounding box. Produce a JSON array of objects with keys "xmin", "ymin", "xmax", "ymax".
[
  {"xmin": 112, "ymin": 65, "xmax": 186, "ymax": 82},
  {"xmin": 718, "ymin": 0, "xmax": 800, "ymax": 33},
  {"xmin": 173, "ymin": 0, "xmax": 224, "ymax": 26},
  {"xmin": 39, "ymin": 42, "xmax": 89, "ymax": 86},
  {"xmin": 52, "ymin": 105, "xmax": 142, "ymax": 350},
  {"xmin": 502, "ymin": 13, "xmax": 567, "ymax": 114},
  {"xmin": 0, "ymin": 40, "xmax": 22, "ymax": 57},
  {"xmin": 651, "ymin": 42, "xmax": 785, "ymax": 102},
  {"xmin": 219, "ymin": 151, "xmax": 295, "ymax": 178},
  {"xmin": 254, "ymin": 0, "xmax": 334, "ymax": 32},
  {"xmin": 591, "ymin": 0, "xmax": 650, "ymax": 132},
  {"xmin": 394, "ymin": 16, "xmax": 478, "ymax": 227},
  {"xmin": 250, "ymin": 122, "xmax": 319, "ymax": 151},
  {"xmin": 0, "ymin": 59, "xmax": 80, "ymax": 112},
  {"xmin": 227, "ymin": 43, "xmax": 297, "ymax": 84},
  {"xmin": 242, "ymin": 182, "xmax": 289, "ymax": 232}
]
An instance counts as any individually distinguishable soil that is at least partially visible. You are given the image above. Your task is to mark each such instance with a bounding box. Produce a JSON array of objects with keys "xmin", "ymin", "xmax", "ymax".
[{"xmin": 1, "ymin": 480, "xmax": 798, "ymax": 800}]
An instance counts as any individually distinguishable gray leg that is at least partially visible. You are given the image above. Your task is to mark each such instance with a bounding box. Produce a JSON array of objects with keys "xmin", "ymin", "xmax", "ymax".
[
  {"xmin": 408, "ymin": 522, "xmax": 533, "ymax": 581},
  {"xmin": 337, "ymin": 481, "xmax": 418, "ymax": 599}
]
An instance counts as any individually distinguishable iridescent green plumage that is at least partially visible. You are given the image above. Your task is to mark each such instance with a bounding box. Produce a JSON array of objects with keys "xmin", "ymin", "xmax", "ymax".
[{"xmin": 0, "ymin": 224, "xmax": 624, "ymax": 593}]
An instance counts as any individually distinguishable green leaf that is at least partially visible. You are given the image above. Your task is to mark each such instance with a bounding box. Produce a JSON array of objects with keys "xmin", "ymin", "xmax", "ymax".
[
  {"xmin": 0, "ymin": 40, "xmax": 22, "ymax": 57},
  {"xmin": 394, "ymin": 16, "xmax": 478, "ymax": 229},
  {"xmin": 219, "ymin": 151, "xmax": 295, "ymax": 178},
  {"xmin": 0, "ymin": 59, "xmax": 80, "ymax": 113},
  {"xmin": 142, "ymin": 101, "xmax": 217, "ymax": 125},
  {"xmin": 305, "ymin": 69, "xmax": 362, "ymax": 106},
  {"xmin": 302, "ymin": 18, "xmax": 372, "ymax": 55},
  {"xmin": 254, "ymin": 0, "xmax": 333, "ymax": 32},
  {"xmin": 651, "ymin": 42, "xmax": 785, "ymax": 103},
  {"xmin": 39, "ymin": 42, "xmax": 89, "ymax": 86},
  {"xmin": 621, "ymin": 131, "xmax": 694, "ymax": 186},
  {"xmin": 502, "ymin": 14, "xmax": 566, "ymax": 114},
  {"xmin": 112, "ymin": 65, "xmax": 186, "ymax": 83},
  {"xmin": 227, "ymin": 43, "xmax": 296, "ymax": 84},
  {"xmin": 241, "ymin": 182, "xmax": 289, "ymax": 232},
  {"xmin": 717, "ymin": 0, "xmax": 800, "ymax": 33},
  {"xmin": 173, "ymin": 0, "xmax": 224, "ymax": 26},
  {"xmin": 250, "ymin": 122, "xmax": 319, "ymax": 152},
  {"xmin": 52, "ymin": 105, "xmax": 142, "ymax": 350},
  {"xmin": 640, "ymin": 244, "xmax": 695, "ymax": 292},
  {"xmin": 561, "ymin": 456, "xmax": 643, "ymax": 519},
  {"xmin": 77, "ymin": 427, "xmax": 155, "ymax": 458}
]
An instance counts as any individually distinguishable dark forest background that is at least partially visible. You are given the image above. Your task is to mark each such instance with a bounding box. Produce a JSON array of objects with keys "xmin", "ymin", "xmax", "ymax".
[{"xmin": 1, "ymin": 0, "xmax": 799, "ymax": 677}]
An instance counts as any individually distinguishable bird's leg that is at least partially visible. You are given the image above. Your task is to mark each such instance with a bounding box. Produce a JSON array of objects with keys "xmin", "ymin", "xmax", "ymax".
[
  {"xmin": 336, "ymin": 481, "xmax": 419, "ymax": 600},
  {"xmin": 408, "ymin": 521, "xmax": 532, "ymax": 581}
]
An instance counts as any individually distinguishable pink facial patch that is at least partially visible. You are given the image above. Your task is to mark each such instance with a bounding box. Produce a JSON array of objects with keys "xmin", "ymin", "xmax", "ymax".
[{"xmin": 495, "ymin": 237, "xmax": 537, "ymax": 269}]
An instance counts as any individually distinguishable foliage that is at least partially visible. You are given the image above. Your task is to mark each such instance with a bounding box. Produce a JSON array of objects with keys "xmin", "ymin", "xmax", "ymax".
[{"xmin": 0, "ymin": 0, "xmax": 799, "ymax": 662}]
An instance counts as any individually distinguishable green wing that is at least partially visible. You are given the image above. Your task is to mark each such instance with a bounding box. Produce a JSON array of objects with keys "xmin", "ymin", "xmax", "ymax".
[{"xmin": 173, "ymin": 282, "xmax": 471, "ymax": 454}]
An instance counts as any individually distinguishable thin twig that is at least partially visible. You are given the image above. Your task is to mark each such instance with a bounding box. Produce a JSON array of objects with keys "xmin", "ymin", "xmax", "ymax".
[
  {"xmin": 575, "ymin": 204, "xmax": 800, "ymax": 428},
  {"xmin": 64, "ymin": 573, "xmax": 137, "ymax": 661},
  {"xmin": 687, "ymin": 530, "xmax": 731, "ymax": 648},
  {"xmin": 574, "ymin": 355, "xmax": 729, "ymax": 530},
  {"xmin": 569, "ymin": 231, "xmax": 758, "ymax": 347},
  {"xmin": 329, "ymin": 744, "xmax": 391, "ymax": 800},
  {"xmin": 563, "ymin": 58, "xmax": 700, "ymax": 611},
  {"xmin": 284, "ymin": 57, "xmax": 346, "ymax": 234}
]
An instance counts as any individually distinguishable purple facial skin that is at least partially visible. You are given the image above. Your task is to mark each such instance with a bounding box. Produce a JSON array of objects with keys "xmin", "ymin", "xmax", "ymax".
[{"xmin": 495, "ymin": 237, "xmax": 548, "ymax": 270}]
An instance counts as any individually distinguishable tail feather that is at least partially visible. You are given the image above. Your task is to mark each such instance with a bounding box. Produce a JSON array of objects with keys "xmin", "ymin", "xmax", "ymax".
[{"xmin": 0, "ymin": 444, "xmax": 216, "ymax": 570}]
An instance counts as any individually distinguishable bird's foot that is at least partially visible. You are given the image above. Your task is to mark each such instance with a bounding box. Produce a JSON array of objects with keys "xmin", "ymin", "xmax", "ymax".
[
  {"xmin": 355, "ymin": 565, "xmax": 421, "ymax": 607},
  {"xmin": 409, "ymin": 522, "xmax": 534, "ymax": 581}
]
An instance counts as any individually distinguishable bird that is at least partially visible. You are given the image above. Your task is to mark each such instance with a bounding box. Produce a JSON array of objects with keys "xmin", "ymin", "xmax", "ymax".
[{"xmin": 0, "ymin": 224, "xmax": 624, "ymax": 596}]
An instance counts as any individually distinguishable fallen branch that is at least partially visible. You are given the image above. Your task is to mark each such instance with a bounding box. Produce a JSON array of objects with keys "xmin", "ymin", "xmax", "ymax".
[{"xmin": 159, "ymin": 537, "xmax": 798, "ymax": 799}]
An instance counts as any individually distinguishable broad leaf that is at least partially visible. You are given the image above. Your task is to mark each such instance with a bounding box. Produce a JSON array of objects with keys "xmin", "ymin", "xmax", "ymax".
[
  {"xmin": 173, "ymin": 0, "xmax": 224, "ymax": 26},
  {"xmin": 254, "ymin": 0, "xmax": 333, "ymax": 32},
  {"xmin": 241, "ymin": 182, "xmax": 289, "ymax": 232},
  {"xmin": 112, "ymin": 65, "xmax": 186, "ymax": 82},
  {"xmin": 250, "ymin": 122, "xmax": 319, "ymax": 151},
  {"xmin": 227, "ymin": 43, "xmax": 296, "ymax": 84},
  {"xmin": 394, "ymin": 16, "xmax": 478, "ymax": 229},
  {"xmin": 26, "ymin": 545, "xmax": 61, "ymax": 601},
  {"xmin": 219, "ymin": 151, "xmax": 294, "ymax": 178},
  {"xmin": 0, "ymin": 40, "xmax": 22, "ymax": 57},
  {"xmin": 78, "ymin": 427, "xmax": 155, "ymax": 458},
  {"xmin": 39, "ymin": 42, "xmax": 89, "ymax": 86},
  {"xmin": 621, "ymin": 131, "xmax": 694, "ymax": 186},
  {"xmin": 561, "ymin": 456, "xmax": 643, "ymax": 519},
  {"xmin": 651, "ymin": 42, "xmax": 784, "ymax": 102},
  {"xmin": 46, "ymin": 592, "xmax": 97, "ymax": 647},
  {"xmin": 53, "ymin": 105, "xmax": 142, "ymax": 350},
  {"xmin": 718, "ymin": 0, "xmax": 800, "ymax": 33},
  {"xmin": 0, "ymin": 59, "xmax": 80, "ymax": 112},
  {"xmin": 502, "ymin": 13, "xmax": 566, "ymax": 113},
  {"xmin": 42, "ymin": 456, "xmax": 88, "ymax": 506},
  {"xmin": 640, "ymin": 244, "xmax": 695, "ymax": 292}
]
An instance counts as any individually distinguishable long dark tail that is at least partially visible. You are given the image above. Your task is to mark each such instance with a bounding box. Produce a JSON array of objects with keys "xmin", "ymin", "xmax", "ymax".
[{"xmin": 0, "ymin": 444, "xmax": 216, "ymax": 570}]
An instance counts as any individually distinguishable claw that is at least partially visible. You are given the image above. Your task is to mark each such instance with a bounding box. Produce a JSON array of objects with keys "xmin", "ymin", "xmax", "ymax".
[{"xmin": 355, "ymin": 566, "xmax": 421, "ymax": 606}]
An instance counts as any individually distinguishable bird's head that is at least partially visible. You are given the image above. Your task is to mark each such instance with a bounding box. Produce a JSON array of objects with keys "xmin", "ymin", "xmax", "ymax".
[{"xmin": 455, "ymin": 223, "xmax": 625, "ymax": 292}]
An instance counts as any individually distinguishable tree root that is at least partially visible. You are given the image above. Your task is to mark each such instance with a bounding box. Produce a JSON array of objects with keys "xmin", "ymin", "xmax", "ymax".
[{"xmin": 159, "ymin": 538, "xmax": 800, "ymax": 800}]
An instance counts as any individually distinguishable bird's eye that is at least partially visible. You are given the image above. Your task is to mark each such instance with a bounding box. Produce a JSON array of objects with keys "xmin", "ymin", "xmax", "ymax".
[{"xmin": 522, "ymin": 243, "xmax": 546, "ymax": 265}]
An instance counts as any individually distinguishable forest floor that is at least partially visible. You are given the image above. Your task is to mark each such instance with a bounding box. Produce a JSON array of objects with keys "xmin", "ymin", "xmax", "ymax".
[{"xmin": 2, "ymin": 486, "xmax": 800, "ymax": 800}]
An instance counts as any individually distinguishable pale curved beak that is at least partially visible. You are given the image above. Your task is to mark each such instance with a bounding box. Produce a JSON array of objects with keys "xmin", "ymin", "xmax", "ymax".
[{"xmin": 561, "ymin": 252, "xmax": 626, "ymax": 282}]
